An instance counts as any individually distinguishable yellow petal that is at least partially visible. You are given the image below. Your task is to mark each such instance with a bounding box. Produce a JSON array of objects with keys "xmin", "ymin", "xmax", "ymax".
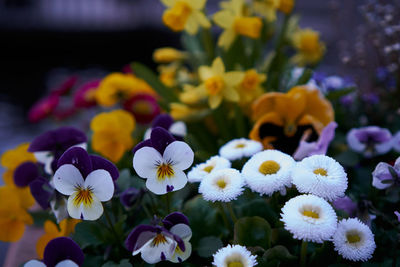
[
  {"xmin": 193, "ymin": 11, "xmax": 211, "ymax": 28},
  {"xmin": 188, "ymin": 0, "xmax": 207, "ymax": 10},
  {"xmin": 224, "ymin": 71, "xmax": 245, "ymax": 87},
  {"xmin": 160, "ymin": 0, "xmax": 175, "ymax": 7},
  {"xmin": 198, "ymin": 66, "xmax": 214, "ymax": 81},
  {"xmin": 217, "ymin": 29, "xmax": 237, "ymax": 50},
  {"xmin": 209, "ymin": 94, "xmax": 223, "ymax": 109},
  {"xmin": 222, "ymin": 86, "xmax": 239, "ymax": 102},
  {"xmin": 0, "ymin": 219, "xmax": 27, "ymax": 242},
  {"xmin": 211, "ymin": 57, "xmax": 225, "ymax": 76},
  {"xmin": 185, "ymin": 16, "xmax": 199, "ymax": 35},
  {"xmin": 252, "ymin": 92, "xmax": 286, "ymax": 121},
  {"xmin": 1, "ymin": 143, "xmax": 36, "ymax": 170},
  {"xmin": 213, "ymin": 10, "xmax": 235, "ymax": 29}
]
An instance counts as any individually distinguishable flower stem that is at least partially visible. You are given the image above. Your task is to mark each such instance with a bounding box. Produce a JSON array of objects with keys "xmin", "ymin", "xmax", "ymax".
[
  {"xmin": 104, "ymin": 208, "xmax": 121, "ymax": 245},
  {"xmin": 165, "ymin": 193, "xmax": 171, "ymax": 214},
  {"xmin": 300, "ymin": 240, "xmax": 308, "ymax": 267},
  {"xmin": 226, "ymin": 202, "xmax": 238, "ymax": 224},
  {"xmin": 217, "ymin": 202, "xmax": 231, "ymax": 231}
]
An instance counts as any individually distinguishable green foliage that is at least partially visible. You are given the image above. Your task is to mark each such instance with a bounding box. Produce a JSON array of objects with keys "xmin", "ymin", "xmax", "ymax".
[
  {"xmin": 234, "ymin": 216, "xmax": 272, "ymax": 248},
  {"xmin": 197, "ymin": 236, "xmax": 223, "ymax": 258}
]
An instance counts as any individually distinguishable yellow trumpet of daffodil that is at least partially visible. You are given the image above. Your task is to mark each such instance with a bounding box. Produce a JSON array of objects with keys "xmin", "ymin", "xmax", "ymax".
[
  {"xmin": 250, "ymin": 86, "xmax": 334, "ymax": 154},
  {"xmin": 153, "ymin": 47, "xmax": 187, "ymax": 63},
  {"xmin": 237, "ymin": 69, "xmax": 267, "ymax": 105},
  {"xmin": 196, "ymin": 57, "xmax": 245, "ymax": 109},
  {"xmin": 292, "ymin": 28, "xmax": 325, "ymax": 66},
  {"xmin": 95, "ymin": 73, "xmax": 155, "ymax": 107},
  {"xmin": 214, "ymin": 0, "xmax": 263, "ymax": 50},
  {"xmin": 91, "ymin": 110, "xmax": 135, "ymax": 163},
  {"xmin": 278, "ymin": 0, "xmax": 294, "ymax": 14},
  {"xmin": 0, "ymin": 186, "xmax": 33, "ymax": 242},
  {"xmin": 1, "ymin": 143, "xmax": 36, "ymax": 185},
  {"xmin": 253, "ymin": 0, "xmax": 280, "ymax": 22},
  {"xmin": 36, "ymin": 218, "xmax": 80, "ymax": 259},
  {"xmin": 161, "ymin": 0, "xmax": 211, "ymax": 35}
]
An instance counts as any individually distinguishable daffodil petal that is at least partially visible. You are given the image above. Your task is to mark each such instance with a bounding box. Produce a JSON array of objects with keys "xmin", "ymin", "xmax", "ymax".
[
  {"xmin": 193, "ymin": 11, "xmax": 211, "ymax": 28},
  {"xmin": 185, "ymin": 16, "xmax": 199, "ymax": 35},
  {"xmin": 54, "ymin": 164, "xmax": 84, "ymax": 196},
  {"xmin": 218, "ymin": 29, "xmax": 236, "ymax": 50},
  {"xmin": 164, "ymin": 142, "xmax": 194, "ymax": 170},
  {"xmin": 211, "ymin": 57, "xmax": 225, "ymax": 76},
  {"xmin": 84, "ymin": 169, "xmax": 114, "ymax": 201},
  {"xmin": 209, "ymin": 94, "xmax": 223, "ymax": 109},
  {"xmin": 133, "ymin": 147, "xmax": 162, "ymax": 179},
  {"xmin": 213, "ymin": 10, "xmax": 235, "ymax": 29},
  {"xmin": 160, "ymin": 0, "xmax": 175, "ymax": 7}
]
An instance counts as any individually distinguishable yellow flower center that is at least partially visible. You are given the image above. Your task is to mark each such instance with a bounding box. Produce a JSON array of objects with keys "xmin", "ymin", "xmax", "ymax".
[
  {"xmin": 233, "ymin": 17, "xmax": 262, "ymax": 39},
  {"xmin": 241, "ymin": 70, "xmax": 260, "ymax": 91},
  {"xmin": 259, "ymin": 160, "xmax": 280, "ymax": 175},
  {"xmin": 151, "ymin": 234, "xmax": 168, "ymax": 247},
  {"xmin": 162, "ymin": 1, "xmax": 192, "ymax": 32},
  {"xmin": 228, "ymin": 262, "xmax": 244, "ymax": 267},
  {"xmin": 132, "ymin": 100, "xmax": 152, "ymax": 115},
  {"xmin": 157, "ymin": 163, "xmax": 174, "ymax": 181},
  {"xmin": 203, "ymin": 165, "xmax": 214, "ymax": 173},
  {"xmin": 235, "ymin": 143, "xmax": 246, "ymax": 148},
  {"xmin": 160, "ymin": 72, "xmax": 176, "ymax": 87},
  {"xmin": 205, "ymin": 76, "xmax": 225, "ymax": 95},
  {"xmin": 346, "ymin": 231, "xmax": 361, "ymax": 244},
  {"xmin": 73, "ymin": 186, "xmax": 94, "ymax": 207},
  {"xmin": 302, "ymin": 209, "xmax": 319, "ymax": 219},
  {"xmin": 313, "ymin": 168, "xmax": 328, "ymax": 176},
  {"xmin": 216, "ymin": 179, "xmax": 227, "ymax": 189},
  {"xmin": 299, "ymin": 32, "xmax": 320, "ymax": 53}
]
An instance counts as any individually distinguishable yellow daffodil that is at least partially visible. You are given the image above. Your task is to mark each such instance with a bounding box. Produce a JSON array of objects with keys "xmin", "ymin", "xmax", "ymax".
[
  {"xmin": 170, "ymin": 103, "xmax": 207, "ymax": 120},
  {"xmin": 179, "ymin": 84, "xmax": 207, "ymax": 105},
  {"xmin": 95, "ymin": 73, "xmax": 155, "ymax": 107},
  {"xmin": 159, "ymin": 64, "xmax": 178, "ymax": 87},
  {"xmin": 1, "ymin": 143, "xmax": 36, "ymax": 185},
  {"xmin": 278, "ymin": 0, "xmax": 294, "ymax": 14},
  {"xmin": 36, "ymin": 218, "xmax": 80, "ymax": 259},
  {"xmin": 91, "ymin": 110, "xmax": 135, "ymax": 163},
  {"xmin": 196, "ymin": 57, "xmax": 245, "ymax": 109},
  {"xmin": 292, "ymin": 28, "xmax": 325, "ymax": 65},
  {"xmin": 253, "ymin": 0, "xmax": 280, "ymax": 22},
  {"xmin": 237, "ymin": 69, "xmax": 267, "ymax": 105},
  {"xmin": 250, "ymin": 86, "xmax": 334, "ymax": 154},
  {"xmin": 161, "ymin": 0, "xmax": 211, "ymax": 35},
  {"xmin": 214, "ymin": 0, "xmax": 263, "ymax": 50},
  {"xmin": 153, "ymin": 47, "xmax": 187, "ymax": 63},
  {"xmin": 0, "ymin": 186, "xmax": 33, "ymax": 242}
]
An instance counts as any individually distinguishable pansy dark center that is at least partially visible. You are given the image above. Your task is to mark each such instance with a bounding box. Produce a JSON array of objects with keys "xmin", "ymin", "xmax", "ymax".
[
  {"xmin": 73, "ymin": 186, "xmax": 94, "ymax": 207},
  {"xmin": 157, "ymin": 163, "xmax": 174, "ymax": 180},
  {"xmin": 259, "ymin": 160, "xmax": 280, "ymax": 175},
  {"xmin": 313, "ymin": 168, "xmax": 328, "ymax": 176},
  {"xmin": 151, "ymin": 234, "xmax": 168, "ymax": 247},
  {"xmin": 346, "ymin": 230, "xmax": 361, "ymax": 244}
]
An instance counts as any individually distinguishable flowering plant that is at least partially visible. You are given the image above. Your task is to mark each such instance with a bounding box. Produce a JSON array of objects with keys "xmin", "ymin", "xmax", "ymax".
[{"xmin": 2, "ymin": 0, "xmax": 400, "ymax": 266}]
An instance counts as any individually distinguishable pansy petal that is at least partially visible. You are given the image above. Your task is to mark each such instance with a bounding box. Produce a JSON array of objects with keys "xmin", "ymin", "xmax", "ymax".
[
  {"xmin": 24, "ymin": 260, "xmax": 46, "ymax": 267},
  {"xmin": 346, "ymin": 129, "xmax": 365, "ymax": 152},
  {"xmin": 55, "ymin": 259, "xmax": 79, "ymax": 267},
  {"xmin": 54, "ymin": 164, "xmax": 84, "ymax": 196},
  {"xmin": 14, "ymin": 162, "xmax": 39, "ymax": 187},
  {"xmin": 151, "ymin": 127, "xmax": 176, "ymax": 154},
  {"xmin": 170, "ymin": 223, "xmax": 192, "ymax": 240},
  {"xmin": 146, "ymin": 169, "xmax": 188, "ymax": 195},
  {"xmin": 29, "ymin": 127, "xmax": 87, "ymax": 152},
  {"xmin": 162, "ymin": 212, "xmax": 189, "ymax": 229},
  {"xmin": 90, "ymin": 155, "xmax": 119, "ymax": 181},
  {"xmin": 169, "ymin": 121, "xmax": 187, "ymax": 138},
  {"xmin": 125, "ymin": 225, "xmax": 158, "ymax": 252},
  {"xmin": 57, "ymin": 147, "xmax": 93, "ymax": 177},
  {"xmin": 152, "ymin": 114, "xmax": 174, "ymax": 130},
  {"xmin": 163, "ymin": 141, "xmax": 194, "ymax": 170},
  {"xmin": 133, "ymin": 147, "xmax": 162, "ymax": 179},
  {"xmin": 30, "ymin": 177, "xmax": 53, "ymax": 209},
  {"xmin": 140, "ymin": 236, "xmax": 176, "ymax": 264},
  {"xmin": 84, "ymin": 169, "xmax": 114, "ymax": 201},
  {"xmin": 43, "ymin": 237, "xmax": 84, "ymax": 267},
  {"xmin": 170, "ymin": 240, "xmax": 192, "ymax": 263},
  {"xmin": 80, "ymin": 195, "xmax": 104, "ymax": 221},
  {"xmin": 132, "ymin": 139, "xmax": 153, "ymax": 156},
  {"xmin": 67, "ymin": 192, "xmax": 83, "ymax": 219}
]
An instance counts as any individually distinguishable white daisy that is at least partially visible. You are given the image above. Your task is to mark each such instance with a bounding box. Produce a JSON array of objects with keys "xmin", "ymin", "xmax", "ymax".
[
  {"xmin": 280, "ymin": 194, "xmax": 337, "ymax": 243},
  {"xmin": 187, "ymin": 156, "xmax": 231, "ymax": 183},
  {"xmin": 241, "ymin": 150, "xmax": 295, "ymax": 196},
  {"xmin": 333, "ymin": 218, "xmax": 376, "ymax": 261},
  {"xmin": 292, "ymin": 155, "xmax": 348, "ymax": 201},
  {"xmin": 199, "ymin": 168, "xmax": 244, "ymax": 202},
  {"xmin": 219, "ymin": 138, "xmax": 263, "ymax": 161},
  {"xmin": 212, "ymin": 244, "xmax": 257, "ymax": 267}
]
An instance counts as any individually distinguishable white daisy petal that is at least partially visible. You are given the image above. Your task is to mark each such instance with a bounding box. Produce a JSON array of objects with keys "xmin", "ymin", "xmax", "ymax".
[
  {"xmin": 219, "ymin": 138, "xmax": 263, "ymax": 161},
  {"xmin": 54, "ymin": 164, "xmax": 84, "ymax": 196},
  {"xmin": 55, "ymin": 259, "xmax": 79, "ymax": 267},
  {"xmin": 212, "ymin": 244, "xmax": 257, "ymax": 267},
  {"xmin": 188, "ymin": 156, "xmax": 231, "ymax": 183},
  {"xmin": 140, "ymin": 236, "xmax": 176, "ymax": 264},
  {"xmin": 24, "ymin": 260, "xmax": 47, "ymax": 267},
  {"xmin": 164, "ymin": 141, "xmax": 194, "ymax": 171},
  {"xmin": 169, "ymin": 121, "xmax": 187, "ymax": 137},
  {"xmin": 333, "ymin": 218, "xmax": 376, "ymax": 261},
  {"xmin": 280, "ymin": 194, "xmax": 337, "ymax": 243},
  {"xmin": 133, "ymin": 147, "xmax": 163, "ymax": 178},
  {"xmin": 84, "ymin": 169, "xmax": 114, "ymax": 201}
]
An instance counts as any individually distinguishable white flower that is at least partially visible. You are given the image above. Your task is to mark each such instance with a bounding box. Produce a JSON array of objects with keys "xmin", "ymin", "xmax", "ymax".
[
  {"xmin": 212, "ymin": 244, "xmax": 257, "ymax": 267},
  {"xmin": 144, "ymin": 121, "xmax": 187, "ymax": 140},
  {"xmin": 333, "ymin": 218, "xmax": 376, "ymax": 261},
  {"xmin": 25, "ymin": 259, "xmax": 78, "ymax": 267},
  {"xmin": 199, "ymin": 168, "xmax": 244, "ymax": 202},
  {"xmin": 188, "ymin": 156, "xmax": 231, "ymax": 183},
  {"xmin": 241, "ymin": 150, "xmax": 295, "ymax": 196},
  {"xmin": 53, "ymin": 164, "xmax": 114, "ymax": 220},
  {"xmin": 292, "ymin": 155, "xmax": 348, "ymax": 201},
  {"xmin": 133, "ymin": 141, "xmax": 194, "ymax": 195},
  {"xmin": 280, "ymin": 194, "xmax": 337, "ymax": 243},
  {"xmin": 219, "ymin": 138, "xmax": 263, "ymax": 161},
  {"xmin": 169, "ymin": 224, "xmax": 193, "ymax": 263}
]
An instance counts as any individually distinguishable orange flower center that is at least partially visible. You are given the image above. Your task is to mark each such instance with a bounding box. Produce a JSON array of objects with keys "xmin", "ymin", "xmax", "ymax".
[
  {"xmin": 313, "ymin": 168, "xmax": 328, "ymax": 176},
  {"xmin": 157, "ymin": 163, "xmax": 174, "ymax": 181},
  {"xmin": 205, "ymin": 76, "xmax": 224, "ymax": 95},
  {"xmin": 73, "ymin": 186, "xmax": 94, "ymax": 207},
  {"xmin": 162, "ymin": 1, "xmax": 192, "ymax": 32},
  {"xmin": 259, "ymin": 160, "xmax": 280, "ymax": 175},
  {"xmin": 233, "ymin": 17, "xmax": 262, "ymax": 39},
  {"xmin": 151, "ymin": 234, "xmax": 168, "ymax": 247}
]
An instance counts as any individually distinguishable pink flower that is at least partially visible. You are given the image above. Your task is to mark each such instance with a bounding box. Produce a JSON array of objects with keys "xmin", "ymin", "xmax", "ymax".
[
  {"xmin": 123, "ymin": 93, "xmax": 161, "ymax": 124},
  {"xmin": 73, "ymin": 80, "xmax": 100, "ymax": 108},
  {"xmin": 28, "ymin": 94, "xmax": 60, "ymax": 123}
]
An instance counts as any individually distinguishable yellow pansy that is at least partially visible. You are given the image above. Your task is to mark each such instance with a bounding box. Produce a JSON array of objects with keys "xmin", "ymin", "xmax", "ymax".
[
  {"xmin": 153, "ymin": 47, "xmax": 187, "ymax": 63},
  {"xmin": 214, "ymin": 0, "xmax": 263, "ymax": 50},
  {"xmin": 95, "ymin": 73, "xmax": 155, "ymax": 107},
  {"xmin": 36, "ymin": 218, "xmax": 80, "ymax": 259},
  {"xmin": 253, "ymin": 0, "xmax": 280, "ymax": 22},
  {"xmin": 91, "ymin": 110, "xmax": 135, "ymax": 163},
  {"xmin": 0, "ymin": 186, "xmax": 33, "ymax": 242},
  {"xmin": 1, "ymin": 143, "xmax": 36, "ymax": 185},
  {"xmin": 278, "ymin": 0, "xmax": 294, "ymax": 14},
  {"xmin": 161, "ymin": 0, "xmax": 211, "ymax": 35},
  {"xmin": 250, "ymin": 86, "xmax": 334, "ymax": 154},
  {"xmin": 237, "ymin": 69, "xmax": 267, "ymax": 105},
  {"xmin": 159, "ymin": 64, "xmax": 178, "ymax": 87},
  {"xmin": 292, "ymin": 28, "xmax": 325, "ymax": 66},
  {"xmin": 196, "ymin": 57, "xmax": 245, "ymax": 109}
]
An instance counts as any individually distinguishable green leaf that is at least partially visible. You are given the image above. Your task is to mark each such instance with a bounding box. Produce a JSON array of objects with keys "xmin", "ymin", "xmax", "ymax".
[
  {"xmin": 388, "ymin": 166, "xmax": 399, "ymax": 179},
  {"xmin": 335, "ymin": 151, "xmax": 360, "ymax": 167},
  {"xmin": 234, "ymin": 216, "xmax": 272, "ymax": 248},
  {"xmin": 82, "ymin": 255, "xmax": 103, "ymax": 267},
  {"xmin": 295, "ymin": 68, "xmax": 313, "ymax": 86},
  {"xmin": 263, "ymin": 245, "xmax": 297, "ymax": 262},
  {"xmin": 197, "ymin": 236, "xmax": 223, "ymax": 258},
  {"xmin": 102, "ymin": 259, "xmax": 132, "ymax": 267},
  {"xmin": 326, "ymin": 87, "xmax": 355, "ymax": 101},
  {"xmin": 72, "ymin": 221, "xmax": 104, "ymax": 249},
  {"xmin": 237, "ymin": 199, "xmax": 278, "ymax": 225},
  {"xmin": 116, "ymin": 169, "xmax": 132, "ymax": 191}
]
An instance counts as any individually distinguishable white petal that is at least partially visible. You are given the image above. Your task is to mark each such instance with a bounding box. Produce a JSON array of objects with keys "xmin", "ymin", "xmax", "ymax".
[
  {"xmin": 55, "ymin": 260, "xmax": 79, "ymax": 267},
  {"xmin": 67, "ymin": 192, "xmax": 83, "ymax": 219},
  {"xmin": 24, "ymin": 260, "xmax": 46, "ymax": 267},
  {"xmin": 146, "ymin": 170, "xmax": 188, "ymax": 195},
  {"xmin": 144, "ymin": 128, "xmax": 152, "ymax": 140},
  {"xmin": 170, "ymin": 223, "xmax": 192, "ymax": 240},
  {"xmin": 163, "ymin": 142, "xmax": 194, "ymax": 170},
  {"xmin": 54, "ymin": 164, "xmax": 84, "ymax": 196},
  {"xmin": 35, "ymin": 151, "xmax": 54, "ymax": 175},
  {"xmin": 84, "ymin": 170, "xmax": 114, "ymax": 201},
  {"xmin": 169, "ymin": 240, "xmax": 192, "ymax": 263},
  {"xmin": 80, "ymin": 195, "xmax": 104, "ymax": 221},
  {"xmin": 140, "ymin": 236, "xmax": 176, "ymax": 264},
  {"xmin": 133, "ymin": 147, "xmax": 162, "ymax": 179},
  {"xmin": 169, "ymin": 122, "xmax": 187, "ymax": 137}
]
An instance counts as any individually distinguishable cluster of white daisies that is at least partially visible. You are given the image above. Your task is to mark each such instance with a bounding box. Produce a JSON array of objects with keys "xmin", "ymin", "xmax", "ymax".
[{"xmin": 187, "ymin": 138, "xmax": 376, "ymax": 263}]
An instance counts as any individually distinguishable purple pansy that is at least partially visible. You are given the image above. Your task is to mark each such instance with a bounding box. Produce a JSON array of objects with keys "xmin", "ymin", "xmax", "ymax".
[
  {"xmin": 120, "ymin": 187, "xmax": 142, "ymax": 208},
  {"xmin": 144, "ymin": 114, "xmax": 186, "ymax": 140},
  {"xmin": 24, "ymin": 237, "xmax": 84, "ymax": 267},
  {"xmin": 13, "ymin": 162, "xmax": 40, "ymax": 187},
  {"xmin": 393, "ymin": 131, "xmax": 400, "ymax": 152},
  {"xmin": 372, "ymin": 157, "xmax": 400, "ymax": 189},
  {"xmin": 332, "ymin": 196, "xmax": 357, "ymax": 217},
  {"xmin": 293, "ymin": 122, "xmax": 337, "ymax": 160},
  {"xmin": 133, "ymin": 127, "xmax": 194, "ymax": 195},
  {"xmin": 394, "ymin": 211, "xmax": 400, "ymax": 222},
  {"xmin": 30, "ymin": 177, "xmax": 54, "ymax": 209},
  {"xmin": 346, "ymin": 126, "xmax": 392, "ymax": 157},
  {"xmin": 53, "ymin": 147, "xmax": 117, "ymax": 220},
  {"xmin": 125, "ymin": 212, "xmax": 192, "ymax": 264}
]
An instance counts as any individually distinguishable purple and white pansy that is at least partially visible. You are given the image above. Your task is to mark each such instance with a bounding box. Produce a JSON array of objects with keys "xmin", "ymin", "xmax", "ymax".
[
  {"xmin": 346, "ymin": 126, "xmax": 392, "ymax": 157},
  {"xmin": 53, "ymin": 147, "xmax": 118, "ymax": 220},
  {"xmin": 144, "ymin": 114, "xmax": 187, "ymax": 140},
  {"xmin": 372, "ymin": 156, "xmax": 400, "ymax": 189},
  {"xmin": 393, "ymin": 131, "xmax": 400, "ymax": 153},
  {"xmin": 133, "ymin": 127, "xmax": 194, "ymax": 195},
  {"xmin": 24, "ymin": 237, "xmax": 84, "ymax": 267},
  {"xmin": 125, "ymin": 212, "xmax": 192, "ymax": 264}
]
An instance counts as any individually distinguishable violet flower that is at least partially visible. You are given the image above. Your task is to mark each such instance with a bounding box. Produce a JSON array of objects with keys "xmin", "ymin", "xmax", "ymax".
[
  {"xmin": 293, "ymin": 122, "xmax": 337, "ymax": 160},
  {"xmin": 346, "ymin": 126, "xmax": 392, "ymax": 157},
  {"xmin": 395, "ymin": 211, "xmax": 400, "ymax": 222},
  {"xmin": 393, "ymin": 131, "xmax": 400, "ymax": 153},
  {"xmin": 372, "ymin": 157, "xmax": 400, "ymax": 189},
  {"xmin": 13, "ymin": 161, "xmax": 39, "ymax": 187},
  {"xmin": 144, "ymin": 114, "xmax": 186, "ymax": 140},
  {"xmin": 120, "ymin": 187, "xmax": 142, "ymax": 208},
  {"xmin": 332, "ymin": 196, "xmax": 357, "ymax": 217}
]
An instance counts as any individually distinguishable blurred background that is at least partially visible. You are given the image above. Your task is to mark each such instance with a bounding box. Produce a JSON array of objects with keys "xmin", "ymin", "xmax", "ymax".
[{"xmin": 0, "ymin": 0, "xmax": 393, "ymax": 264}]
